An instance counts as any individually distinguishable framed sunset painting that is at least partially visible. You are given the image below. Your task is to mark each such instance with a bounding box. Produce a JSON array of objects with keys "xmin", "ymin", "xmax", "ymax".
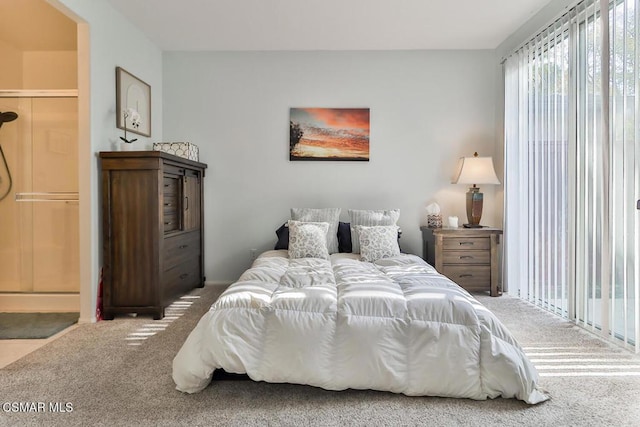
[{"xmin": 289, "ymin": 108, "xmax": 370, "ymax": 161}]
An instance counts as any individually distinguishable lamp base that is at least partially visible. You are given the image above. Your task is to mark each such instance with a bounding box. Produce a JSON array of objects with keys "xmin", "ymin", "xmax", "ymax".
[
  {"xmin": 463, "ymin": 223, "xmax": 484, "ymax": 228},
  {"xmin": 465, "ymin": 186, "xmax": 484, "ymax": 227}
]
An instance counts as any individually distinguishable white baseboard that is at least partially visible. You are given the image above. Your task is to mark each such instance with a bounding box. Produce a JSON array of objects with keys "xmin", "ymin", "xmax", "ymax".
[{"xmin": 0, "ymin": 293, "xmax": 80, "ymax": 312}]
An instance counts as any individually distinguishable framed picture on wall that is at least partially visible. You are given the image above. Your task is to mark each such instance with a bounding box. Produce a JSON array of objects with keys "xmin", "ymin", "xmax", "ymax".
[
  {"xmin": 116, "ymin": 66, "xmax": 151, "ymax": 137},
  {"xmin": 289, "ymin": 108, "xmax": 370, "ymax": 161}
]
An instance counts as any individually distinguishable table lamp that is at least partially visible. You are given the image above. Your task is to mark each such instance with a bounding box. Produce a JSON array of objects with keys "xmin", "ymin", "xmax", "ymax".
[{"xmin": 452, "ymin": 152, "xmax": 500, "ymax": 228}]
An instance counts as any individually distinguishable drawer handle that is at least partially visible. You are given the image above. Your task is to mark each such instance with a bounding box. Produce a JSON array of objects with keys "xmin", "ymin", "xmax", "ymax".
[
  {"xmin": 179, "ymin": 245, "xmax": 188, "ymax": 249},
  {"xmin": 459, "ymin": 256, "xmax": 473, "ymax": 259},
  {"xmin": 164, "ymin": 184, "xmax": 170, "ymax": 188},
  {"xmin": 185, "ymin": 196, "xmax": 189, "ymax": 210},
  {"xmin": 164, "ymin": 221, "xmax": 173, "ymax": 226},
  {"xmin": 459, "ymin": 242, "xmax": 474, "ymax": 246},
  {"xmin": 459, "ymin": 274, "xmax": 473, "ymax": 278},
  {"xmin": 164, "ymin": 203, "xmax": 172, "ymax": 207},
  {"xmin": 179, "ymin": 273, "xmax": 189, "ymax": 279}
]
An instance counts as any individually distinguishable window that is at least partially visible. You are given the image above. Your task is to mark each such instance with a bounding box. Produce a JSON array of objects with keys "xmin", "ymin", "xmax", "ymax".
[{"xmin": 504, "ymin": 0, "xmax": 640, "ymax": 352}]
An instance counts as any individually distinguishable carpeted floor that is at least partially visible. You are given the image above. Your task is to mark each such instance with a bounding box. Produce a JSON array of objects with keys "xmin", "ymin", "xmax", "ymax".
[
  {"xmin": 1, "ymin": 285, "xmax": 639, "ymax": 426},
  {"xmin": 0, "ymin": 312, "xmax": 79, "ymax": 339}
]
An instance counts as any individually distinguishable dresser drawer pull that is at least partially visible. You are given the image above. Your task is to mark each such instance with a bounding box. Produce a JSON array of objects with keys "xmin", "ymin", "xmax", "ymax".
[
  {"xmin": 459, "ymin": 256, "xmax": 473, "ymax": 259},
  {"xmin": 164, "ymin": 203, "xmax": 172, "ymax": 207},
  {"xmin": 459, "ymin": 274, "xmax": 473, "ymax": 278},
  {"xmin": 179, "ymin": 273, "xmax": 189, "ymax": 279},
  {"xmin": 459, "ymin": 242, "xmax": 474, "ymax": 246},
  {"xmin": 185, "ymin": 196, "xmax": 189, "ymax": 210},
  {"xmin": 164, "ymin": 221, "xmax": 173, "ymax": 226},
  {"xmin": 179, "ymin": 245, "xmax": 189, "ymax": 249}
]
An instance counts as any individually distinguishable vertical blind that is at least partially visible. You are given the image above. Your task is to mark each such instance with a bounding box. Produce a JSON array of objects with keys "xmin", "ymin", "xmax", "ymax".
[
  {"xmin": 595, "ymin": 0, "xmax": 639, "ymax": 348},
  {"xmin": 504, "ymin": 0, "xmax": 640, "ymax": 352},
  {"xmin": 504, "ymin": 10, "xmax": 573, "ymax": 318}
]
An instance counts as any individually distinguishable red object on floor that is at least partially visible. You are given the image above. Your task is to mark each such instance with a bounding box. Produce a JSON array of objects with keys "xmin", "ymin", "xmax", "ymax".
[{"xmin": 96, "ymin": 268, "xmax": 104, "ymax": 321}]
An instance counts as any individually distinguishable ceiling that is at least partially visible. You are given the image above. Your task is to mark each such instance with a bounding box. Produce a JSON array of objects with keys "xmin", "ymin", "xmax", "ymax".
[
  {"xmin": 106, "ymin": 0, "xmax": 553, "ymax": 51},
  {"xmin": 0, "ymin": 0, "xmax": 76, "ymax": 51}
]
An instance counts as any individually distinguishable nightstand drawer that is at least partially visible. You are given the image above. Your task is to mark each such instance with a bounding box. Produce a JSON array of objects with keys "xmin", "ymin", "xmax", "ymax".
[
  {"xmin": 442, "ymin": 250, "xmax": 490, "ymax": 265},
  {"xmin": 442, "ymin": 265, "xmax": 491, "ymax": 289},
  {"xmin": 421, "ymin": 226, "xmax": 502, "ymax": 296},
  {"xmin": 442, "ymin": 237, "xmax": 490, "ymax": 251}
]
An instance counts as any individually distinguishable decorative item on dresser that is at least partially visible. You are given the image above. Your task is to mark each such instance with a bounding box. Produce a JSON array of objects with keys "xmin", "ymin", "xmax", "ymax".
[
  {"xmin": 153, "ymin": 142, "xmax": 199, "ymax": 161},
  {"xmin": 100, "ymin": 151, "xmax": 207, "ymax": 319},
  {"xmin": 421, "ymin": 226, "xmax": 503, "ymax": 296}
]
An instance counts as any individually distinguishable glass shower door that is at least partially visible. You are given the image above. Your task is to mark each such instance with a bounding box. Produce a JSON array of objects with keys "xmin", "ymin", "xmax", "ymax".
[
  {"xmin": 0, "ymin": 96, "xmax": 79, "ymax": 294},
  {"xmin": 0, "ymin": 97, "xmax": 22, "ymax": 292}
]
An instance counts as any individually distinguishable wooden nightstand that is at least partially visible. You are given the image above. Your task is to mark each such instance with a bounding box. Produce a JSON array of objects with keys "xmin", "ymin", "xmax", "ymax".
[{"xmin": 421, "ymin": 226, "xmax": 503, "ymax": 296}]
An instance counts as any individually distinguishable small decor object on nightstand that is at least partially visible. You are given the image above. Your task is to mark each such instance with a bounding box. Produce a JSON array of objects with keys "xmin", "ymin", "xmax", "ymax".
[
  {"xmin": 425, "ymin": 202, "xmax": 442, "ymax": 228},
  {"xmin": 427, "ymin": 215, "xmax": 442, "ymax": 228},
  {"xmin": 452, "ymin": 152, "xmax": 500, "ymax": 228}
]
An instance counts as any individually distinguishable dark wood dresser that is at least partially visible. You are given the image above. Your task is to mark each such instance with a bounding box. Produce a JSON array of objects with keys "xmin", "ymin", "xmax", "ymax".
[
  {"xmin": 100, "ymin": 151, "xmax": 207, "ymax": 319},
  {"xmin": 421, "ymin": 226, "xmax": 502, "ymax": 297}
]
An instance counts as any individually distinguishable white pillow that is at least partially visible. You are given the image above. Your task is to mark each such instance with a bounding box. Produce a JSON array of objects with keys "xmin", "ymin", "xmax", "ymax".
[
  {"xmin": 287, "ymin": 220, "xmax": 330, "ymax": 260},
  {"xmin": 348, "ymin": 209, "xmax": 400, "ymax": 253},
  {"xmin": 355, "ymin": 225, "xmax": 401, "ymax": 262},
  {"xmin": 291, "ymin": 208, "xmax": 341, "ymax": 254}
]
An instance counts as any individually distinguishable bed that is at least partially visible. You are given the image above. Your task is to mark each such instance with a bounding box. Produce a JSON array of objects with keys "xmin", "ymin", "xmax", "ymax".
[{"xmin": 172, "ymin": 249, "xmax": 548, "ymax": 404}]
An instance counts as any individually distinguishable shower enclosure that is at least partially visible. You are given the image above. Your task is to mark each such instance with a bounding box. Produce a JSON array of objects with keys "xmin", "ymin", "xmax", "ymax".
[{"xmin": 0, "ymin": 92, "xmax": 79, "ymax": 309}]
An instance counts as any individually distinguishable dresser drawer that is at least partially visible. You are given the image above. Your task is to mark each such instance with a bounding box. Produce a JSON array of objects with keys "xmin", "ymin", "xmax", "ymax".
[
  {"xmin": 441, "ymin": 250, "xmax": 490, "ymax": 265},
  {"xmin": 163, "ymin": 193, "xmax": 178, "ymax": 216},
  {"xmin": 442, "ymin": 265, "xmax": 491, "ymax": 290},
  {"xmin": 163, "ymin": 176, "xmax": 180, "ymax": 233},
  {"xmin": 164, "ymin": 230, "xmax": 201, "ymax": 270},
  {"xmin": 163, "ymin": 176, "xmax": 179, "ymax": 195},
  {"xmin": 163, "ymin": 214, "xmax": 179, "ymax": 233},
  {"xmin": 442, "ymin": 237, "xmax": 490, "ymax": 251},
  {"xmin": 162, "ymin": 258, "xmax": 201, "ymax": 297}
]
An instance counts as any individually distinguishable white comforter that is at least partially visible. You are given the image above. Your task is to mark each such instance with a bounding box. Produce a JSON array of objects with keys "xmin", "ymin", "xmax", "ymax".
[{"xmin": 173, "ymin": 251, "xmax": 548, "ymax": 404}]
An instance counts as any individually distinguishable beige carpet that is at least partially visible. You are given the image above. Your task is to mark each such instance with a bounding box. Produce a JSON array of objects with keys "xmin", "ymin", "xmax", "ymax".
[{"xmin": 1, "ymin": 285, "xmax": 639, "ymax": 427}]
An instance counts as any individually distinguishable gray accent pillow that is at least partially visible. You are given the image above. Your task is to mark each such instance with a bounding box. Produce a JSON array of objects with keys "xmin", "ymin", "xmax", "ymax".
[
  {"xmin": 355, "ymin": 225, "xmax": 401, "ymax": 262},
  {"xmin": 348, "ymin": 209, "xmax": 400, "ymax": 253},
  {"xmin": 291, "ymin": 208, "xmax": 341, "ymax": 254},
  {"xmin": 287, "ymin": 220, "xmax": 330, "ymax": 260}
]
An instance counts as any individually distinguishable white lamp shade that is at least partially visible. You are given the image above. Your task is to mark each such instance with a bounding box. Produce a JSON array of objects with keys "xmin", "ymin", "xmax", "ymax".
[{"xmin": 452, "ymin": 156, "xmax": 500, "ymax": 185}]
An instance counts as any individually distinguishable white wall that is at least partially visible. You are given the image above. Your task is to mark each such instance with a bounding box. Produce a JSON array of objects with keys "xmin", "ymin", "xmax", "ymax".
[
  {"xmin": 52, "ymin": 0, "xmax": 163, "ymax": 322},
  {"xmin": 56, "ymin": 0, "xmax": 163, "ymax": 147},
  {"xmin": 163, "ymin": 50, "xmax": 498, "ymax": 281}
]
